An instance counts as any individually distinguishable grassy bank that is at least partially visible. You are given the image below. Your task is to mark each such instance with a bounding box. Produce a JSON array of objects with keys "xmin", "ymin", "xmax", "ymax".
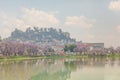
[
  {"xmin": 0, "ymin": 54, "xmax": 120, "ymax": 61},
  {"xmin": 0, "ymin": 56, "xmax": 47, "ymax": 61}
]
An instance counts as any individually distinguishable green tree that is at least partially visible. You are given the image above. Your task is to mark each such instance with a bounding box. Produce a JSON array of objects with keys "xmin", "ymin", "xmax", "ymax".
[
  {"xmin": 64, "ymin": 45, "xmax": 68, "ymax": 52},
  {"xmin": 68, "ymin": 44, "xmax": 76, "ymax": 52},
  {"xmin": 64, "ymin": 44, "xmax": 76, "ymax": 52}
]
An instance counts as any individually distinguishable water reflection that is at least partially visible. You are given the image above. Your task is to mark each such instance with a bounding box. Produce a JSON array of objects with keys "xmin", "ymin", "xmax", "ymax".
[{"xmin": 0, "ymin": 57, "xmax": 120, "ymax": 80}]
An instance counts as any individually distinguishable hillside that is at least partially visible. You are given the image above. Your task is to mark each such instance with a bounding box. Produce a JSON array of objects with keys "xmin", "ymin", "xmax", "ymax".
[{"xmin": 6, "ymin": 27, "xmax": 75, "ymax": 43}]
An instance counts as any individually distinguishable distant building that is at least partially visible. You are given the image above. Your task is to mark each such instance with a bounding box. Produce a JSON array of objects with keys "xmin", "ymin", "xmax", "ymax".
[
  {"xmin": 75, "ymin": 42, "xmax": 104, "ymax": 55},
  {"xmin": 88, "ymin": 43, "xmax": 104, "ymax": 51}
]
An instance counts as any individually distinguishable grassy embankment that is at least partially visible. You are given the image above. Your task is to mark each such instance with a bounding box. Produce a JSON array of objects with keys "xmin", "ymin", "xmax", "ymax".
[{"xmin": 0, "ymin": 53, "xmax": 120, "ymax": 61}]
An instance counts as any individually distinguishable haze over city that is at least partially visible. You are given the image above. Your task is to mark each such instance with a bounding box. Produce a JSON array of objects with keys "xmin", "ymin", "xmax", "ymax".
[{"xmin": 0, "ymin": 0, "xmax": 120, "ymax": 47}]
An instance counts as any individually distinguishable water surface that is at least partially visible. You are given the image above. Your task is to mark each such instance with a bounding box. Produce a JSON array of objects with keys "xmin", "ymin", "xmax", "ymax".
[{"xmin": 0, "ymin": 57, "xmax": 120, "ymax": 80}]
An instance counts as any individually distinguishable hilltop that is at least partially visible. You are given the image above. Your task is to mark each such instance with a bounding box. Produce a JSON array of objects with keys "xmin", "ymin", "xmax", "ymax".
[{"xmin": 6, "ymin": 27, "xmax": 75, "ymax": 43}]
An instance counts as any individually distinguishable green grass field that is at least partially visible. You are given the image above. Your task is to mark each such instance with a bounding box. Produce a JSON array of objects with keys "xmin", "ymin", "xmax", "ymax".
[{"xmin": 0, "ymin": 54, "xmax": 120, "ymax": 61}]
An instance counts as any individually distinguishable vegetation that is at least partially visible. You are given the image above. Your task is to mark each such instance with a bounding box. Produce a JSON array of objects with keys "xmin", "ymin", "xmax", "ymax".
[
  {"xmin": 0, "ymin": 41, "xmax": 42, "ymax": 57},
  {"xmin": 0, "ymin": 41, "xmax": 120, "ymax": 59},
  {"xmin": 64, "ymin": 44, "xmax": 77, "ymax": 52}
]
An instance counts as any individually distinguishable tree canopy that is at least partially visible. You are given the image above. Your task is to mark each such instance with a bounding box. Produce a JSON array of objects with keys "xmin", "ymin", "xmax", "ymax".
[{"xmin": 64, "ymin": 44, "xmax": 77, "ymax": 52}]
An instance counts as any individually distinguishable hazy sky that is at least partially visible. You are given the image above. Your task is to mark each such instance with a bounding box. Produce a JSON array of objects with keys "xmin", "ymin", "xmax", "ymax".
[{"xmin": 0, "ymin": 0, "xmax": 120, "ymax": 47}]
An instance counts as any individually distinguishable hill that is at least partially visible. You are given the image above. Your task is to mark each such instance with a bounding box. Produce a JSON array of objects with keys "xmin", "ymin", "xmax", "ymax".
[{"xmin": 6, "ymin": 27, "xmax": 76, "ymax": 43}]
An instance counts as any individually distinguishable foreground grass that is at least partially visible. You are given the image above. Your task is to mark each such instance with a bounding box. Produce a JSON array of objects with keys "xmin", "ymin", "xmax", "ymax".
[
  {"xmin": 0, "ymin": 56, "xmax": 47, "ymax": 61},
  {"xmin": 0, "ymin": 54, "xmax": 120, "ymax": 61}
]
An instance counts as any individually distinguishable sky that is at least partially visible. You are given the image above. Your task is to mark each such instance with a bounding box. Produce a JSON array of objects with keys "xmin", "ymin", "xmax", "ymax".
[{"xmin": 0, "ymin": 0, "xmax": 120, "ymax": 47}]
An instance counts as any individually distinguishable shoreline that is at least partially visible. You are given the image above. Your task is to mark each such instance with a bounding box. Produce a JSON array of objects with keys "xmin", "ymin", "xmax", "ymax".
[{"xmin": 0, "ymin": 54, "xmax": 120, "ymax": 61}]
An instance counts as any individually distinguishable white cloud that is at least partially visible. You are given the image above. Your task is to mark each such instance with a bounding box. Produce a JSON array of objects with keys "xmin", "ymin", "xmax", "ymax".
[
  {"xmin": 63, "ymin": 16, "xmax": 96, "ymax": 45},
  {"xmin": 65, "ymin": 16, "xmax": 96, "ymax": 29},
  {"xmin": 21, "ymin": 8, "xmax": 59, "ymax": 27},
  {"xmin": 0, "ymin": 8, "xmax": 60, "ymax": 38},
  {"xmin": 109, "ymin": 0, "xmax": 120, "ymax": 11}
]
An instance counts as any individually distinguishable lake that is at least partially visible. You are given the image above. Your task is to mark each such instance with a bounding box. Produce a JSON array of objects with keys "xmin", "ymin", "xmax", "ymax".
[{"xmin": 0, "ymin": 57, "xmax": 120, "ymax": 80}]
